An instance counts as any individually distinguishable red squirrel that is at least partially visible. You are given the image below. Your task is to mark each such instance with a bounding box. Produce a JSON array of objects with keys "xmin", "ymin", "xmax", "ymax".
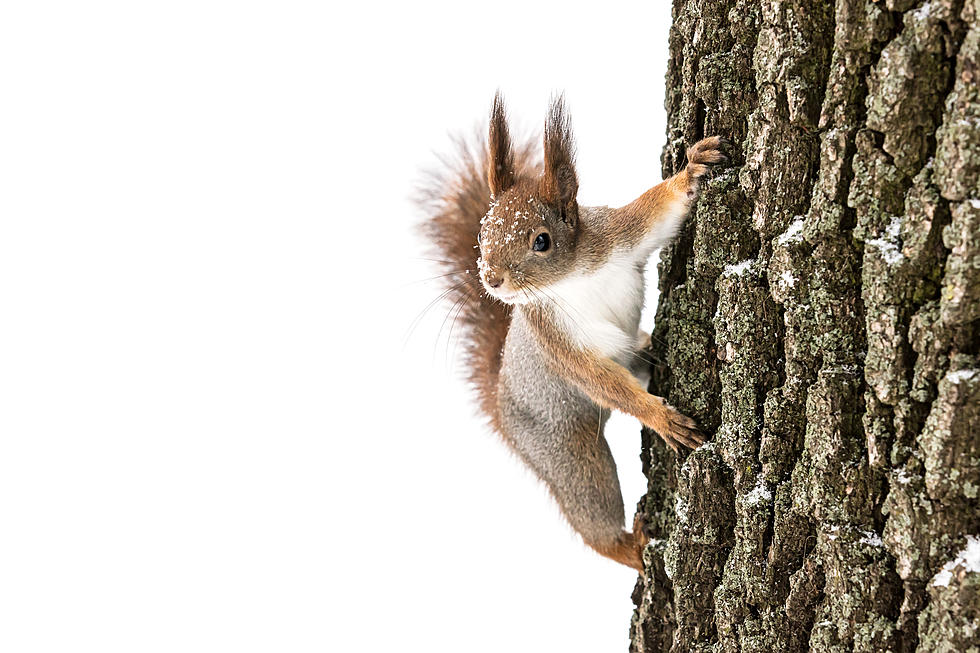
[{"xmin": 418, "ymin": 93, "xmax": 726, "ymax": 571}]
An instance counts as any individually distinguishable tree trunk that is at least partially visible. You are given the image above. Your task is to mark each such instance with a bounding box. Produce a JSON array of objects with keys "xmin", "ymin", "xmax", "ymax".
[{"xmin": 630, "ymin": 1, "xmax": 979, "ymax": 651}]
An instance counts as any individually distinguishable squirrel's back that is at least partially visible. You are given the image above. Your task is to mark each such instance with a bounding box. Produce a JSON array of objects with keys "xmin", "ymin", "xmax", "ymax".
[{"xmin": 416, "ymin": 132, "xmax": 538, "ymax": 432}]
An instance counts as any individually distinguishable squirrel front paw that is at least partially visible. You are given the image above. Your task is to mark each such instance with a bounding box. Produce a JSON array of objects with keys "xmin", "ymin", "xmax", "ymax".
[
  {"xmin": 645, "ymin": 399, "xmax": 705, "ymax": 452},
  {"xmin": 685, "ymin": 136, "xmax": 729, "ymax": 181}
]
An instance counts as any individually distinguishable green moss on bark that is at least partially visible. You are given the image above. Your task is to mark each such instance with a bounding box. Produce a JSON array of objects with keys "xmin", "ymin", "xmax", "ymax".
[{"xmin": 631, "ymin": 1, "xmax": 980, "ymax": 651}]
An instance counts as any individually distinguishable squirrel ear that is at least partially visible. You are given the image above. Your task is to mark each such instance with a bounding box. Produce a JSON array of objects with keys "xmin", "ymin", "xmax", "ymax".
[
  {"xmin": 488, "ymin": 92, "xmax": 515, "ymax": 197},
  {"xmin": 541, "ymin": 94, "xmax": 579, "ymax": 226}
]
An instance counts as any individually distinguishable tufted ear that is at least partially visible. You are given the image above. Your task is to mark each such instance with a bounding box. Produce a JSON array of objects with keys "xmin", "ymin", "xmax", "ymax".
[
  {"xmin": 541, "ymin": 94, "xmax": 579, "ymax": 226},
  {"xmin": 487, "ymin": 92, "xmax": 515, "ymax": 198}
]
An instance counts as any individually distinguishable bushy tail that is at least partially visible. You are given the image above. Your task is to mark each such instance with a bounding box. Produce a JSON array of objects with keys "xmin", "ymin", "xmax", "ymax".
[{"xmin": 415, "ymin": 131, "xmax": 537, "ymax": 430}]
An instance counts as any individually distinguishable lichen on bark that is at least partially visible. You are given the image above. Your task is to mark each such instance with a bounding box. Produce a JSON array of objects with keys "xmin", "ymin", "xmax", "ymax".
[{"xmin": 630, "ymin": 1, "xmax": 980, "ymax": 651}]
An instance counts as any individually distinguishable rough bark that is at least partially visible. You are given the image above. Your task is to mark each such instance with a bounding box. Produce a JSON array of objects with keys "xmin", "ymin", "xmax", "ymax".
[{"xmin": 630, "ymin": 1, "xmax": 979, "ymax": 651}]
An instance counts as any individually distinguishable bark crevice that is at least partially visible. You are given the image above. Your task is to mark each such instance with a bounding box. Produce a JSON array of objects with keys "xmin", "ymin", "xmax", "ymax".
[{"xmin": 631, "ymin": 1, "xmax": 980, "ymax": 651}]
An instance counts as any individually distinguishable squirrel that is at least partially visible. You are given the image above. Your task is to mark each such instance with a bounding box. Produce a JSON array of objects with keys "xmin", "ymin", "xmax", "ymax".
[{"xmin": 418, "ymin": 93, "xmax": 726, "ymax": 571}]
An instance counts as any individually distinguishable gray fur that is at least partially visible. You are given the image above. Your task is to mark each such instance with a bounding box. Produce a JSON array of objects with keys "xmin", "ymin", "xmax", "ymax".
[{"xmin": 498, "ymin": 285, "xmax": 642, "ymax": 548}]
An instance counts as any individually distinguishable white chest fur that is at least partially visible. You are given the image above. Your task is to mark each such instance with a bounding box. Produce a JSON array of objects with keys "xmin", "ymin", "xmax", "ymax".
[{"xmin": 545, "ymin": 253, "xmax": 645, "ymax": 359}]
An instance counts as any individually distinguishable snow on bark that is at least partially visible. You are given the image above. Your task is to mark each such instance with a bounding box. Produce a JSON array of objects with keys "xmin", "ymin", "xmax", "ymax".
[{"xmin": 630, "ymin": 1, "xmax": 979, "ymax": 651}]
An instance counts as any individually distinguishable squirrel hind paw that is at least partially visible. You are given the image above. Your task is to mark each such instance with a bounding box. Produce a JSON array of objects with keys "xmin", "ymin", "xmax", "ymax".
[{"xmin": 592, "ymin": 531, "xmax": 646, "ymax": 573}]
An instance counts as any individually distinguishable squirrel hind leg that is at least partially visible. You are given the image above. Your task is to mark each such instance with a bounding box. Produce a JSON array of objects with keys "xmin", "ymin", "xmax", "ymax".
[{"xmin": 502, "ymin": 387, "xmax": 646, "ymax": 571}]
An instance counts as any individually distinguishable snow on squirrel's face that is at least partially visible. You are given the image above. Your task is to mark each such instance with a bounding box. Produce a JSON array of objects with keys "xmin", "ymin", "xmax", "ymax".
[{"xmin": 477, "ymin": 181, "xmax": 577, "ymax": 305}]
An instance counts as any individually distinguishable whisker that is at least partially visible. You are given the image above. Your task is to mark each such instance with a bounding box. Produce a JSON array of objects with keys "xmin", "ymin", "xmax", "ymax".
[
  {"xmin": 435, "ymin": 285, "xmax": 475, "ymax": 360},
  {"xmin": 400, "ymin": 269, "xmax": 471, "ymax": 288},
  {"xmin": 446, "ymin": 286, "xmax": 477, "ymax": 368},
  {"xmin": 411, "ymin": 257, "xmax": 468, "ymax": 265},
  {"xmin": 525, "ymin": 280, "xmax": 587, "ymax": 340},
  {"xmin": 403, "ymin": 279, "xmax": 472, "ymax": 348}
]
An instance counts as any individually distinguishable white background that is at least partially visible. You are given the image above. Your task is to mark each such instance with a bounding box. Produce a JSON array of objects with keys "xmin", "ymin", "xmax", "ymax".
[{"xmin": 1, "ymin": 2, "xmax": 672, "ymax": 651}]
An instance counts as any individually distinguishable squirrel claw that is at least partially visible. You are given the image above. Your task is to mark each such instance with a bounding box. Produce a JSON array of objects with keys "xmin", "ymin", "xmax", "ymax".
[{"xmin": 656, "ymin": 405, "xmax": 706, "ymax": 451}]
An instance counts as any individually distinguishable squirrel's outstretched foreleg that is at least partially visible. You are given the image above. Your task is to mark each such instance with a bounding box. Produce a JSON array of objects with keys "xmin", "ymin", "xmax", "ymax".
[
  {"xmin": 526, "ymin": 307, "xmax": 705, "ymax": 451},
  {"xmin": 609, "ymin": 136, "xmax": 729, "ymax": 257}
]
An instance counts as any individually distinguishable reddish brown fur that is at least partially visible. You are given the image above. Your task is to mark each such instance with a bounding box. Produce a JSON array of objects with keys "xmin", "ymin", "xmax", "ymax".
[
  {"xmin": 590, "ymin": 516, "xmax": 649, "ymax": 572},
  {"xmin": 604, "ymin": 136, "xmax": 727, "ymax": 254},
  {"xmin": 523, "ymin": 303, "xmax": 703, "ymax": 451},
  {"xmin": 606, "ymin": 174, "xmax": 687, "ymax": 249},
  {"xmin": 420, "ymin": 94, "xmax": 725, "ymax": 572},
  {"xmin": 487, "ymin": 93, "xmax": 516, "ymax": 198},
  {"xmin": 416, "ymin": 129, "xmax": 538, "ymax": 432},
  {"xmin": 540, "ymin": 95, "xmax": 579, "ymax": 225}
]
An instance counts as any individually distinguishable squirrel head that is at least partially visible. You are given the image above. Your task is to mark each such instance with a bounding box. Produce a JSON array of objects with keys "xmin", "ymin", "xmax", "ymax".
[{"xmin": 478, "ymin": 94, "xmax": 580, "ymax": 304}]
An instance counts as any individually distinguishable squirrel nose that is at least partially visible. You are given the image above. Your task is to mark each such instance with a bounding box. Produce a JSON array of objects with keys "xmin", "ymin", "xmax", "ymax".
[{"xmin": 487, "ymin": 275, "xmax": 504, "ymax": 288}]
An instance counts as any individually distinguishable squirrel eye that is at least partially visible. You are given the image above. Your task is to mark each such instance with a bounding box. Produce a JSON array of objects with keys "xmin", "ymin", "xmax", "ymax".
[
  {"xmin": 477, "ymin": 232, "xmax": 482, "ymax": 245},
  {"xmin": 532, "ymin": 232, "xmax": 551, "ymax": 252}
]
